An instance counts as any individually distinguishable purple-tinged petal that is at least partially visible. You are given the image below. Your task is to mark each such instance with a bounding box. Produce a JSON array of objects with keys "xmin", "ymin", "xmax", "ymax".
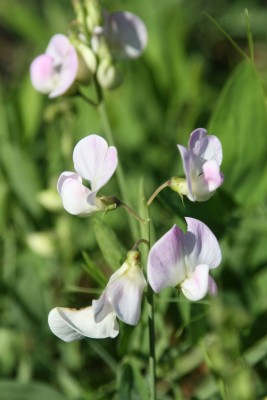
[
  {"xmin": 30, "ymin": 54, "xmax": 55, "ymax": 94},
  {"xmin": 177, "ymin": 144, "xmax": 193, "ymax": 200},
  {"xmin": 57, "ymin": 172, "xmax": 99, "ymax": 216},
  {"xmin": 93, "ymin": 293, "xmax": 114, "ymax": 323},
  {"xmin": 94, "ymin": 261, "xmax": 146, "ymax": 326},
  {"xmin": 48, "ymin": 306, "xmax": 119, "ymax": 342},
  {"xmin": 181, "ymin": 264, "xmax": 209, "ymax": 301},
  {"xmin": 189, "ymin": 128, "xmax": 223, "ymax": 169},
  {"xmin": 73, "ymin": 135, "xmax": 118, "ymax": 191},
  {"xmin": 147, "ymin": 225, "xmax": 186, "ymax": 293},
  {"xmin": 184, "ymin": 218, "xmax": 222, "ymax": 272},
  {"xmin": 104, "ymin": 11, "xmax": 148, "ymax": 59},
  {"xmin": 202, "ymin": 160, "xmax": 224, "ymax": 191},
  {"xmin": 208, "ymin": 275, "xmax": 218, "ymax": 296}
]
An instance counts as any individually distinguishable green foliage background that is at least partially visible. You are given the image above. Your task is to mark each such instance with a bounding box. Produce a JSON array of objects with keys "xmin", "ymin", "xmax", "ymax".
[{"xmin": 1, "ymin": 0, "xmax": 267, "ymax": 399}]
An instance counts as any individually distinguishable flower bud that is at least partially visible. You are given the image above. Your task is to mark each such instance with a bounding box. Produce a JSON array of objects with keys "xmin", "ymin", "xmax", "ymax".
[
  {"xmin": 84, "ymin": 0, "xmax": 102, "ymax": 32},
  {"xmin": 97, "ymin": 59, "xmax": 123, "ymax": 90},
  {"xmin": 75, "ymin": 42, "xmax": 97, "ymax": 84}
]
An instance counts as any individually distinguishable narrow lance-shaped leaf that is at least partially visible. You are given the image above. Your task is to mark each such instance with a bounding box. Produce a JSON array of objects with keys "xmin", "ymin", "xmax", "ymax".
[{"xmin": 208, "ymin": 61, "xmax": 267, "ymax": 206}]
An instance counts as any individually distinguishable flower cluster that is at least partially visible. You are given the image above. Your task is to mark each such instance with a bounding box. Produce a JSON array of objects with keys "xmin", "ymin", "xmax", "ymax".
[
  {"xmin": 34, "ymin": 1, "xmax": 224, "ymax": 344},
  {"xmin": 30, "ymin": 1, "xmax": 147, "ymax": 97},
  {"xmin": 48, "ymin": 128, "xmax": 223, "ymax": 342}
]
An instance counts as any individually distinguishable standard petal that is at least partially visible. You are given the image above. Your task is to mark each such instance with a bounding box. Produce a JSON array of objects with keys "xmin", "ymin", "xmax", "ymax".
[
  {"xmin": 47, "ymin": 35, "xmax": 78, "ymax": 98},
  {"xmin": 147, "ymin": 225, "xmax": 187, "ymax": 293},
  {"xmin": 104, "ymin": 11, "xmax": 148, "ymax": 59},
  {"xmin": 73, "ymin": 135, "xmax": 118, "ymax": 191},
  {"xmin": 181, "ymin": 264, "xmax": 209, "ymax": 301},
  {"xmin": 184, "ymin": 218, "xmax": 222, "ymax": 272},
  {"xmin": 57, "ymin": 172, "xmax": 99, "ymax": 216},
  {"xmin": 30, "ymin": 54, "xmax": 55, "ymax": 94},
  {"xmin": 189, "ymin": 128, "xmax": 223, "ymax": 169},
  {"xmin": 177, "ymin": 144, "xmax": 193, "ymax": 200},
  {"xmin": 48, "ymin": 306, "xmax": 119, "ymax": 341}
]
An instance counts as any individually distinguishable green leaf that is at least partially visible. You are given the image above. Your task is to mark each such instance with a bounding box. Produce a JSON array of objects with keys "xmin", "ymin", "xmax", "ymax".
[
  {"xmin": 0, "ymin": 143, "xmax": 42, "ymax": 217},
  {"xmin": 0, "ymin": 381, "xmax": 66, "ymax": 400},
  {"xmin": 93, "ymin": 217, "xmax": 126, "ymax": 270},
  {"xmin": 0, "ymin": 1, "xmax": 48, "ymax": 43},
  {"xmin": 18, "ymin": 76, "xmax": 44, "ymax": 141},
  {"xmin": 117, "ymin": 360, "xmax": 149, "ymax": 400},
  {"xmin": 208, "ymin": 61, "xmax": 267, "ymax": 206},
  {"xmin": 82, "ymin": 251, "xmax": 107, "ymax": 287}
]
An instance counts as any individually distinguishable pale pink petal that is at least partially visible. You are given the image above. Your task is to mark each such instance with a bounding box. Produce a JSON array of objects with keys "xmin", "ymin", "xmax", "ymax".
[
  {"xmin": 190, "ymin": 174, "xmax": 215, "ymax": 201},
  {"xmin": 30, "ymin": 34, "xmax": 78, "ymax": 98},
  {"xmin": 104, "ymin": 11, "xmax": 147, "ymax": 59},
  {"xmin": 181, "ymin": 264, "xmax": 209, "ymax": 301},
  {"xmin": 208, "ymin": 275, "xmax": 218, "ymax": 296},
  {"xmin": 48, "ymin": 306, "xmax": 119, "ymax": 342},
  {"xmin": 191, "ymin": 165, "xmax": 223, "ymax": 201},
  {"xmin": 184, "ymin": 218, "xmax": 222, "ymax": 272},
  {"xmin": 30, "ymin": 54, "xmax": 55, "ymax": 93},
  {"xmin": 177, "ymin": 145, "xmax": 193, "ymax": 200},
  {"xmin": 46, "ymin": 34, "xmax": 72, "ymax": 63},
  {"xmin": 202, "ymin": 160, "xmax": 224, "ymax": 191},
  {"xmin": 73, "ymin": 135, "xmax": 118, "ymax": 191},
  {"xmin": 57, "ymin": 172, "xmax": 99, "ymax": 216},
  {"xmin": 47, "ymin": 35, "xmax": 78, "ymax": 98},
  {"xmin": 147, "ymin": 225, "xmax": 187, "ymax": 293}
]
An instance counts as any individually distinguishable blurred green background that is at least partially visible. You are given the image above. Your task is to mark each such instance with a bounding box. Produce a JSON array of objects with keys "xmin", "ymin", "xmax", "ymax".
[{"xmin": 1, "ymin": 0, "xmax": 267, "ymax": 399}]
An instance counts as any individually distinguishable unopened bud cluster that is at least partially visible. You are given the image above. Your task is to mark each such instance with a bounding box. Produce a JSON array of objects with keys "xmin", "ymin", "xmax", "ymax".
[{"xmin": 30, "ymin": 0, "xmax": 147, "ymax": 98}]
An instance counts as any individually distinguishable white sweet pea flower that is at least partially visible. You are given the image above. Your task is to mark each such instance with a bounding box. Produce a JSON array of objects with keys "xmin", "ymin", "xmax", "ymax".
[
  {"xmin": 175, "ymin": 128, "xmax": 224, "ymax": 201},
  {"xmin": 93, "ymin": 250, "xmax": 147, "ymax": 325},
  {"xmin": 91, "ymin": 11, "xmax": 147, "ymax": 60},
  {"xmin": 147, "ymin": 218, "xmax": 222, "ymax": 301},
  {"xmin": 58, "ymin": 134, "xmax": 118, "ymax": 216},
  {"xmin": 48, "ymin": 306, "xmax": 119, "ymax": 342},
  {"xmin": 30, "ymin": 34, "xmax": 78, "ymax": 98}
]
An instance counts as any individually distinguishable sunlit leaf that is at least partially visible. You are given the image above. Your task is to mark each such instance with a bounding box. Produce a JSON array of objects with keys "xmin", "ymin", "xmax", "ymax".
[{"xmin": 209, "ymin": 61, "xmax": 267, "ymax": 206}]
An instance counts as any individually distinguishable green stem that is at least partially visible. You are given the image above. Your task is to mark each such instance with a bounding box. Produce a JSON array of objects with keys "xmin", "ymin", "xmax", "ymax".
[
  {"xmin": 77, "ymin": 89, "xmax": 99, "ymax": 107},
  {"xmin": 147, "ymin": 180, "xmax": 170, "ymax": 206},
  {"xmin": 120, "ymin": 201, "xmax": 148, "ymax": 224},
  {"xmin": 95, "ymin": 78, "xmax": 139, "ymax": 239},
  {"xmin": 142, "ymin": 202, "xmax": 156, "ymax": 400}
]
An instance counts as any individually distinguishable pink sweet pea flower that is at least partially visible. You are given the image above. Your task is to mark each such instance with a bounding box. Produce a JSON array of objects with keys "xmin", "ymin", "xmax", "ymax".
[
  {"xmin": 30, "ymin": 34, "xmax": 78, "ymax": 98},
  {"xmin": 57, "ymin": 134, "xmax": 118, "ymax": 216},
  {"xmin": 48, "ymin": 306, "xmax": 119, "ymax": 342},
  {"xmin": 92, "ymin": 11, "xmax": 148, "ymax": 59},
  {"xmin": 48, "ymin": 251, "xmax": 146, "ymax": 341},
  {"xmin": 177, "ymin": 128, "xmax": 224, "ymax": 201},
  {"xmin": 147, "ymin": 218, "xmax": 221, "ymax": 301},
  {"xmin": 93, "ymin": 250, "xmax": 147, "ymax": 325}
]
